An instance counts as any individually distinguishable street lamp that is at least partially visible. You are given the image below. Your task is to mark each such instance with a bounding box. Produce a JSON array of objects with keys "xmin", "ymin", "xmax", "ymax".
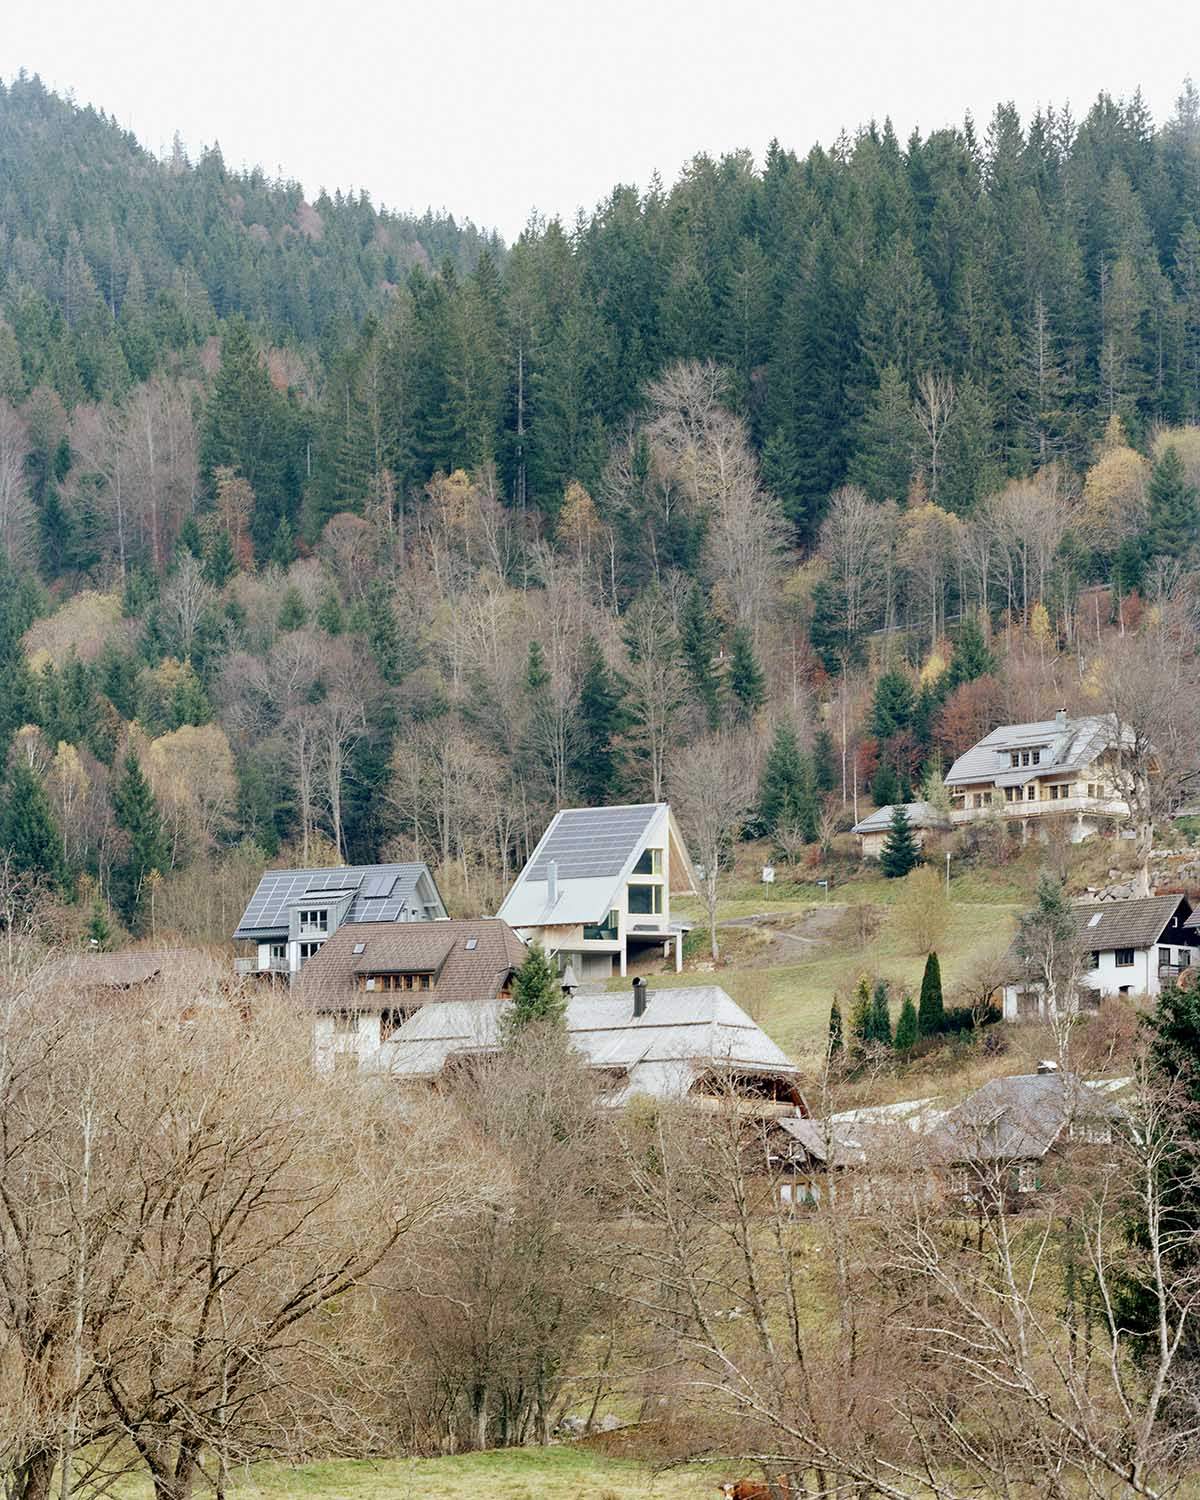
[
  {"xmin": 945, "ymin": 850, "xmax": 951, "ymax": 895},
  {"xmin": 817, "ymin": 879, "xmax": 830, "ymax": 903}
]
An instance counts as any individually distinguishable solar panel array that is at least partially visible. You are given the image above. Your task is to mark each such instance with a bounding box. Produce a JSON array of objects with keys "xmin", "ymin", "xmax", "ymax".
[
  {"xmin": 527, "ymin": 805, "xmax": 659, "ymax": 882},
  {"xmin": 234, "ymin": 865, "xmax": 424, "ymax": 936}
]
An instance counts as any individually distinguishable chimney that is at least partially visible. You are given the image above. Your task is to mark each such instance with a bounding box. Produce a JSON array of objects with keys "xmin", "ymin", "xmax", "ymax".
[
  {"xmin": 1055, "ymin": 707, "xmax": 1067, "ymax": 729},
  {"xmin": 632, "ymin": 975, "xmax": 648, "ymax": 1019},
  {"xmin": 1037, "ymin": 1058, "xmax": 1059, "ymax": 1075},
  {"xmin": 546, "ymin": 860, "xmax": 558, "ymax": 907}
]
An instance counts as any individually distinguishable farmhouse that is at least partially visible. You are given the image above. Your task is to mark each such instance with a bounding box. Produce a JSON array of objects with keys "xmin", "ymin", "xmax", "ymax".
[
  {"xmin": 328, "ymin": 977, "xmax": 805, "ymax": 1112},
  {"xmin": 852, "ymin": 801, "xmax": 951, "ymax": 859},
  {"xmin": 497, "ymin": 802, "xmax": 698, "ymax": 980},
  {"xmin": 944, "ymin": 709, "xmax": 1131, "ymax": 842},
  {"xmin": 294, "ymin": 917, "xmax": 529, "ymax": 1071},
  {"xmin": 232, "ymin": 862, "xmax": 448, "ymax": 978},
  {"xmin": 1002, "ymin": 893, "xmax": 1196, "ymax": 1020}
]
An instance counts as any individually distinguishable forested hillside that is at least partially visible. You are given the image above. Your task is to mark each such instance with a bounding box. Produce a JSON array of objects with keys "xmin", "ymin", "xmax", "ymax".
[{"xmin": 2, "ymin": 71, "xmax": 1200, "ymax": 942}]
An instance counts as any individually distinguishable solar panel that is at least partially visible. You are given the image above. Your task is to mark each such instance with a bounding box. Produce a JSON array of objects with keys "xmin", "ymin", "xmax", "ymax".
[
  {"xmin": 527, "ymin": 805, "xmax": 659, "ymax": 882},
  {"xmin": 363, "ymin": 873, "xmax": 398, "ymax": 899},
  {"xmin": 235, "ymin": 865, "xmax": 428, "ymax": 934}
]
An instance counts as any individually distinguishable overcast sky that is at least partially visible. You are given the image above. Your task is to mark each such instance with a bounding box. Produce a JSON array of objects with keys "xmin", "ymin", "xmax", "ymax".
[{"xmin": 4, "ymin": 0, "xmax": 1195, "ymax": 241}]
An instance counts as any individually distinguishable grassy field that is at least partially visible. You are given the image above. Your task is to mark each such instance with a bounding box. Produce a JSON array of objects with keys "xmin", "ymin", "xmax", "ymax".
[
  {"xmin": 659, "ymin": 863, "xmax": 1025, "ymax": 1062},
  {"xmin": 112, "ymin": 1449, "xmax": 711, "ymax": 1499}
]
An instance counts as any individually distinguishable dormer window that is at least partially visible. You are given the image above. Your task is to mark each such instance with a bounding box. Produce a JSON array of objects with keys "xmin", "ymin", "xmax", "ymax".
[
  {"xmin": 299, "ymin": 909, "xmax": 328, "ymax": 935},
  {"xmin": 1031, "ymin": 750, "xmax": 1041, "ymax": 765},
  {"xmin": 359, "ymin": 973, "xmax": 431, "ymax": 992},
  {"xmin": 1010, "ymin": 752, "xmax": 1020, "ymax": 768}
]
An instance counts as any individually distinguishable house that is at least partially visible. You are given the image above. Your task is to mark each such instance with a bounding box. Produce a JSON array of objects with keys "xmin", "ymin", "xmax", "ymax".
[
  {"xmin": 337, "ymin": 978, "xmax": 805, "ymax": 1112},
  {"xmin": 497, "ymin": 802, "xmax": 698, "ymax": 980},
  {"xmin": 852, "ymin": 801, "xmax": 951, "ymax": 860},
  {"xmin": 294, "ymin": 917, "xmax": 529, "ymax": 1072},
  {"xmin": 944, "ymin": 709, "xmax": 1132, "ymax": 842},
  {"xmin": 59, "ymin": 948, "xmax": 215, "ymax": 991},
  {"xmin": 232, "ymin": 862, "xmax": 448, "ymax": 979},
  {"xmin": 776, "ymin": 1070, "xmax": 1127, "ymax": 1211},
  {"xmin": 1002, "ymin": 893, "xmax": 1196, "ymax": 1020}
]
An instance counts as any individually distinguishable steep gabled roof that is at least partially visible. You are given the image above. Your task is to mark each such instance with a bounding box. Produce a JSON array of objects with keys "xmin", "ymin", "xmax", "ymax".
[
  {"xmin": 945, "ymin": 714, "xmax": 1124, "ymax": 788},
  {"xmin": 497, "ymin": 803, "xmax": 697, "ymax": 928},
  {"xmin": 233, "ymin": 863, "xmax": 445, "ymax": 940},
  {"xmin": 1068, "ymin": 894, "xmax": 1190, "ymax": 953},
  {"xmin": 929, "ymin": 1073, "xmax": 1126, "ymax": 1164},
  {"xmin": 293, "ymin": 918, "xmax": 528, "ymax": 1010}
]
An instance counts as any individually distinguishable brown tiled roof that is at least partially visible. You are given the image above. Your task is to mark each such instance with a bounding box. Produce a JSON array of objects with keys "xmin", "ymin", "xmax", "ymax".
[
  {"xmin": 57, "ymin": 949, "xmax": 213, "ymax": 989},
  {"xmin": 293, "ymin": 919, "xmax": 528, "ymax": 1011}
]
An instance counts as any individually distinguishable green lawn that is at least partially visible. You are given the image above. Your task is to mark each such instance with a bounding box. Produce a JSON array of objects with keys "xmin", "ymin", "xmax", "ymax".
[{"xmin": 112, "ymin": 1449, "xmax": 710, "ymax": 1499}]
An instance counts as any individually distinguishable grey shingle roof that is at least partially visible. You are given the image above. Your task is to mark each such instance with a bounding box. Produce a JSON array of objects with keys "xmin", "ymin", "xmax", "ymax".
[
  {"xmin": 1068, "ymin": 895, "xmax": 1189, "ymax": 953},
  {"xmin": 945, "ymin": 714, "xmax": 1122, "ymax": 788},
  {"xmin": 293, "ymin": 918, "xmax": 529, "ymax": 1010},
  {"xmin": 852, "ymin": 801, "xmax": 951, "ymax": 835},
  {"xmin": 929, "ymin": 1073, "xmax": 1125, "ymax": 1164},
  {"xmin": 234, "ymin": 863, "xmax": 443, "ymax": 940}
]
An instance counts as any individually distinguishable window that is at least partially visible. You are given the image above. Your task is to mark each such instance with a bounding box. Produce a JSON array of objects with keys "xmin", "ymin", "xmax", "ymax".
[
  {"xmin": 1020, "ymin": 750, "xmax": 1030, "ymax": 767},
  {"xmin": 1160, "ymin": 947, "xmax": 1173, "ymax": 968},
  {"xmin": 1031, "ymin": 749, "xmax": 1041, "ymax": 766},
  {"xmin": 1088, "ymin": 951, "xmax": 1100, "ymax": 970},
  {"xmin": 1010, "ymin": 751, "xmax": 1020, "ymax": 768},
  {"xmin": 1026, "ymin": 785, "xmax": 1036, "ymax": 801},
  {"xmin": 269, "ymin": 942, "xmax": 286, "ymax": 961},
  {"xmin": 1115, "ymin": 949, "xmax": 1135, "ymax": 967},
  {"xmin": 360, "ymin": 973, "xmax": 431, "ymax": 992},
  {"xmin": 299, "ymin": 908, "xmax": 328, "ymax": 934},
  {"xmin": 299, "ymin": 941, "xmax": 323, "ymax": 961},
  {"xmin": 627, "ymin": 883, "xmax": 663, "ymax": 916},
  {"xmin": 633, "ymin": 847, "xmax": 663, "ymax": 877},
  {"xmin": 1016, "ymin": 989, "xmax": 1041, "ymax": 1018},
  {"xmin": 584, "ymin": 909, "xmax": 619, "ymax": 941},
  {"xmin": 1181, "ymin": 951, "xmax": 1192, "ymax": 968},
  {"xmin": 1087, "ymin": 783, "xmax": 1099, "ymax": 800}
]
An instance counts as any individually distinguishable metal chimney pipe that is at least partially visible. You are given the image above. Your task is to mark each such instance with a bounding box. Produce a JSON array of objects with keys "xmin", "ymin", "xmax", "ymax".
[{"xmin": 632, "ymin": 975, "xmax": 647, "ymax": 1019}]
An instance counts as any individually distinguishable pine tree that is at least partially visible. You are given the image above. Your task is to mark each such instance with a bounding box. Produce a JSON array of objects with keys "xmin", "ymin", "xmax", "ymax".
[
  {"xmin": 917, "ymin": 951, "xmax": 944, "ymax": 1036},
  {"xmin": 828, "ymin": 997, "xmax": 844, "ymax": 1056},
  {"xmin": 316, "ymin": 590, "xmax": 345, "ymax": 635},
  {"xmin": 871, "ymin": 670, "xmax": 916, "ymax": 742},
  {"xmin": 0, "ymin": 763, "xmax": 67, "ymax": 888},
  {"xmin": 879, "ymin": 804, "xmax": 922, "ymax": 878},
  {"xmin": 505, "ymin": 943, "xmax": 567, "ymax": 1034},
  {"xmin": 758, "ymin": 722, "xmax": 810, "ymax": 836},
  {"xmin": 812, "ymin": 728, "xmax": 838, "ymax": 794},
  {"xmin": 849, "ymin": 363, "xmax": 918, "ymax": 501},
  {"xmin": 111, "ymin": 752, "xmax": 167, "ymax": 929},
  {"xmin": 869, "ymin": 978, "xmax": 893, "ymax": 1045},
  {"xmin": 278, "ymin": 586, "xmax": 308, "ymax": 632},
  {"xmin": 893, "ymin": 993, "xmax": 919, "ymax": 1050},
  {"xmin": 203, "ymin": 529, "xmax": 237, "ymax": 588},
  {"xmin": 728, "ymin": 625, "xmax": 766, "ymax": 722}
]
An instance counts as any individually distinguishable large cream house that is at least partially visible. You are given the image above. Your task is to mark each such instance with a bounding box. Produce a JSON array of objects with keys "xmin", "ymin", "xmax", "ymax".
[
  {"xmin": 944, "ymin": 710, "xmax": 1130, "ymax": 842},
  {"xmin": 497, "ymin": 802, "xmax": 697, "ymax": 980}
]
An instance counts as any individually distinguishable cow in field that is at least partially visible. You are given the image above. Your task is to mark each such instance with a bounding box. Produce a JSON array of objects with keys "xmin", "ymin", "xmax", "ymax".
[{"xmin": 717, "ymin": 1479, "xmax": 791, "ymax": 1500}]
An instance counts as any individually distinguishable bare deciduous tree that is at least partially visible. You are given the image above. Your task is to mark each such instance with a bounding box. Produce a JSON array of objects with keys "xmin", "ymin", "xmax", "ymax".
[{"xmin": 669, "ymin": 732, "xmax": 755, "ymax": 960}]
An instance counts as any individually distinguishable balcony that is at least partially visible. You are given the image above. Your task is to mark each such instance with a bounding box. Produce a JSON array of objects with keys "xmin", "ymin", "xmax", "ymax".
[
  {"xmin": 234, "ymin": 956, "xmax": 290, "ymax": 977},
  {"xmin": 949, "ymin": 795, "xmax": 1128, "ymax": 824}
]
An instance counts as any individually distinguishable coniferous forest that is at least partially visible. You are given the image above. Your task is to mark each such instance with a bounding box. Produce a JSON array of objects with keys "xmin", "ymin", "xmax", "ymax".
[{"xmin": 3, "ymin": 68, "xmax": 1200, "ymax": 936}]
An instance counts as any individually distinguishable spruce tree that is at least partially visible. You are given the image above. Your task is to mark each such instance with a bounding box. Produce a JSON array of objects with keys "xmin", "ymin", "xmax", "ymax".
[
  {"xmin": 203, "ymin": 529, "xmax": 237, "ymax": 588},
  {"xmin": 828, "ymin": 997, "xmax": 844, "ymax": 1056},
  {"xmin": 679, "ymin": 587, "xmax": 722, "ymax": 729},
  {"xmin": 849, "ymin": 363, "xmax": 919, "ymax": 502},
  {"xmin": 946, "ymin": 613, "xmax": 995, "ymax": 688},
  {"xmin": 316, "ymin": 590, "xmax": 345, "ymax": 635},
  {"xmin": 1145, "ymin": 444, "xmax": 1199, "ymax": 560},
  {"xmin": 575, "ymin": 637, "xmax": 627, "ymax": 804},
  {"xmin": 505, "ymin": 943, "xmax": 567, "ymax": 1034},
  {"xmin": 871, "ymin": 670, "xmax": 916, "ymax": 742},
  {"xmin": 917, "ymin": 951, "xmax": 944, "ymax": 1036},
  {"xmin": 871, "ymin": 763, "xmax": 902, "ymax": 809},
  {"xmin": 758, "ymin": 723, "xmax": 817, "ymax": 838},
  {"xmin": 728, "ymin": 625, "xmax": 766, "ymax": 722},
  {"xmin": 869, "ymin": 979, "xmax": 893, "ymax": 1046},
  {"xmin": 277, "ymin": 586, "xmax": 308, "ymax": 632},
  {"xmin": 879, "ymin": 804, "xmax": 922, "ymax": 878},
  {"xmin": 111, "ymin": 752, "xmax": 167, "ymax": 929},
  {"xmin": 813, "ymin": 727, "xmax": 838, "ymax": 794},
  {"xmin": 0, "ymin": 763, "xmax": 67, "ymax": 888},
  {"xmin": 268, "ymin": 516, "xmax": 295, "ymax": 569},
  {"xmin": 893, "ymin": 993, "xmax": 919, "ymax": 1050}
]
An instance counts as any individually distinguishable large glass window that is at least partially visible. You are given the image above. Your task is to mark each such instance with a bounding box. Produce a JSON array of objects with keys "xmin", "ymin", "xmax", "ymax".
[
  {"xmin": 584, "ymin": 909, "xmax": 619, "ymax": 941},
  {"xmin": 628, "ymin": 883, "xmax": 663, "ymax": 916},
  {"xmin": 633, "ymin": 847, "xmax": 663, "ymax": 877}
]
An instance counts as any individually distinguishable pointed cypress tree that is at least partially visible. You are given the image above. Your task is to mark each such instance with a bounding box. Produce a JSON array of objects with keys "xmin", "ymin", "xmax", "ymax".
[
  {"xmin": 893, "ymin": 993, "xmax": 919, "ymax": 1050},
  {"xmin": 0, "ymin": 763, "xmax": 67, "ymax": 888},
  {"xmin": 869, "ymin": 979, "xmax": 893, "ymax": 1045},
  {"xmin": 917, "ymin": 951, "xmax": 944, "ymax": 1036},
  {"xmin": 505, "ymin": 943, "xmax": 566, "ymax": 1035},
  {"xmin": 111, "ymin": 752, "xmax": 167, "ymax": 929},
  {"xmin": 879, "ymin": 804, "xmax": 921, "ymax": 879},
  {"xmin": 828, "ymin": 997, "xmax": 844, "ymax": 1056},
  {"xmin": 850, "ymin": 976, "xmax": 872, "ymax": 1048},
  {"xmin": 728, "ymin": 625, "xmax": 766, "ymax": 722}
]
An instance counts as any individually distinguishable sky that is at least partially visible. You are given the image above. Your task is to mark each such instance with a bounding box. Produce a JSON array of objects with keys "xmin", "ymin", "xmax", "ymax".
[{"xmin": 3, "ymin": 0, "xmax": 1195, "ymax": 241}]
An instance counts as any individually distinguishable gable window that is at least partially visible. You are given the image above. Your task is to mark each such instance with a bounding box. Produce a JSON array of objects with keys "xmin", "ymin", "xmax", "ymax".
[
  {"xmin": 628, "ymin": 883, "xmax": 664, "ymax": 916},
  {"xmin": 633, "ymin": 847, "xmax": 663, "ymax": 877},
  {"xmin": 1115, "ymin": 948, "xmax": 1135, "ymax": 968},
  {"xmin": 1031, "ymin": 750, "xmax": 1041, "ymax": 766},
  {"xmin": 299, "ymin": 908, "xmax": 328, "ymax": 935}
]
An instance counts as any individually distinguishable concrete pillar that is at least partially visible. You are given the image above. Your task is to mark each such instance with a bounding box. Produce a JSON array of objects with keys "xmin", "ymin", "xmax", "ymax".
[
  {"xmin": 619, "ymin": 945, "xmax": 626, "ymax": 978},
  {"xmin": 674, "ymin": 931, "xmax": 683, "ymax": 973}
]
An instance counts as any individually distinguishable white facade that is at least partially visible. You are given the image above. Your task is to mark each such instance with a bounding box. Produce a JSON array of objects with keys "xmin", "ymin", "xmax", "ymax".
[{"xmin": 1003, "ymin": 941, "xmax": 1196, "ymax": 1020}]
